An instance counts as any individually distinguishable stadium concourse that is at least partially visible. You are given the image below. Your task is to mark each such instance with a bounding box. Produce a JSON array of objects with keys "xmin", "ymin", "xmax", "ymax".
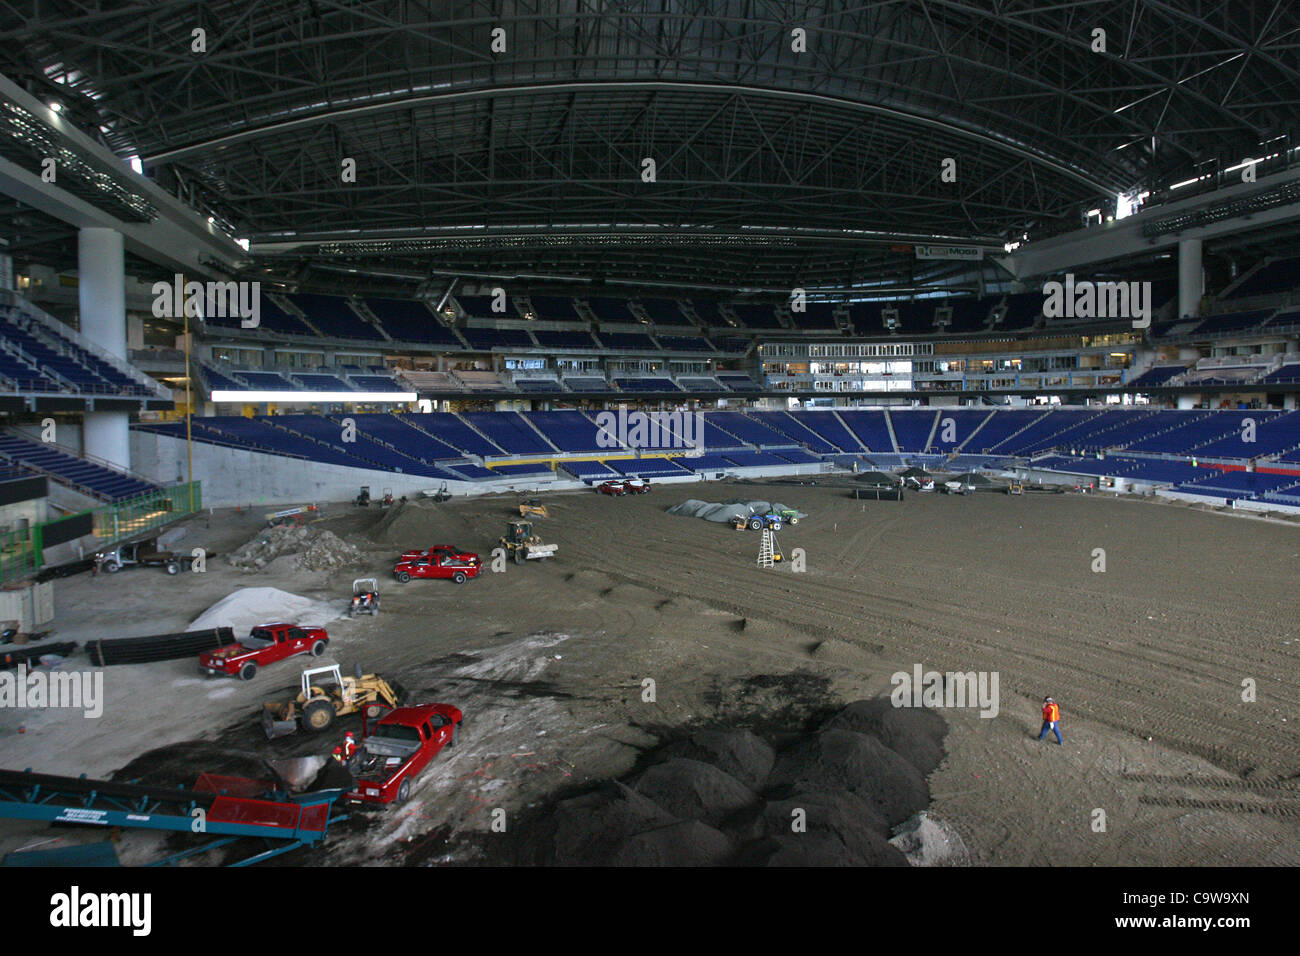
[{"xmin": 0, "ymin": 2, "xmax": 1298, "ymax": 891}]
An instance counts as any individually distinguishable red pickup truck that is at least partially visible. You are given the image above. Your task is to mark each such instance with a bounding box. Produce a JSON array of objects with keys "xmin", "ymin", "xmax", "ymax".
[
  {"xmin": 198, "ymin": 623, "xmax": 329, "ymax": 681},
  {"xmin": 393, "ymin": 545, "xmax": 482, "ymax": 584},
  {"xmin": 346, "ymin": 703, "xmax": 464, "ymax": 805}
]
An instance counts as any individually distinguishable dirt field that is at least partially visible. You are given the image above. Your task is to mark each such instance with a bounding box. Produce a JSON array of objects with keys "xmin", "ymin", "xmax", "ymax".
[{"xmin": 2, "ymin": 480, "xmax": 1298, "ymax": 866}]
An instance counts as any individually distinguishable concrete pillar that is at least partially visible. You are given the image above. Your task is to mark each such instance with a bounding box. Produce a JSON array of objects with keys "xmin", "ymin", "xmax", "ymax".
[
  {"xmin": 78, "ymin": 228, "xmax": 126, "ymax": 358},
  {"xmin": 1178, "ymin": 238, "xmax": 1203, "ymax": 319},
  {"xmin": 77, "ymin": 227, "xmax": 131, "ymax": 470},
  {"xmin": 82, "ymin": 411, "xmax": 130, "ymax": 465}
]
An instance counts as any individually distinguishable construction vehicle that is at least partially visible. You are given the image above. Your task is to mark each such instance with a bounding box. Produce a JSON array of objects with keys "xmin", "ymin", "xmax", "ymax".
[
  {"xmin": 0, "ymin": 766, "xmax": 349, "ymax": 867},
  {"xmin": 499, "ymin": 519, "xmax": 558, "ymax": 565},
  {"xmin": 265, "ymin": 504, "xmax": 320, "ymax": 527},
  {"xmin": 355, "ymin": 486, "xmax": 371, "ymax": 507},
  {"xmin": 349, "ymin": 578, "xmax": 380, "ymax": 617},
  {"xmin": 262, "ymin": 662, "xmax": 398, "ymax": 738},
  {"xmin": 95, "ymin": 536, "xmax": 211, "ymax": 575},
  {"xmin": 422, "ymin": 482, "xmax": 452, "ymax": 502},
  {"xmin": 380, "ymin": 488, "xmax": 394, "ymax": 509},
  {"xmin": 1007, "ymin": 480, "xmax": 1025, "ymax": 495},
  {"xmin": 731, "ymin": 511, "xmax": 784, "ymax": 532},
  {"xmin": 199, "ymin": 622, "xmax": 329, "ymax": 680},
  {"xmin": 518, "ymin": 498, "xmax": 549, "ymax": 518}
]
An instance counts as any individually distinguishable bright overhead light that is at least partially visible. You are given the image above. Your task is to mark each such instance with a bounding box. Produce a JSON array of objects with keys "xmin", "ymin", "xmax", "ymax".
[{"xmin": 47, "ymin": 101, "xmax": 62, "ymax": 113}]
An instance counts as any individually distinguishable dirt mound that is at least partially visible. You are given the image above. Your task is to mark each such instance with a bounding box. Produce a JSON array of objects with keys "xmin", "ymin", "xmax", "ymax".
[
  {"xmin": 762, "ymin": 788, "xmax": 891, "ymax": 841},
  {"xmin": 741, "ymin": 830, "xmax": 908, "ymax": 866},
  {"xmin": 296, "ymin": 530, "xmax": 362, "ymax": 571},
  {"xmin": 658, "ymin": 729, "xmax": 775, "ymax": 790},
  {"xmin": 515, "ymin": 697, "xmax": 943, "ymax": 865},
  {"xmin": 822, "ymin": 698, "xmax": 947, "ymax": 776},
  {"xmin": 368, "ymin": 499, "xmax": 445, "ymax": 545},
  {"xmin": 855, "ymin": 471, "xmax": 900, "ymax": 486},
  {"xmin": 767, "ymin": 728, "xmax": 929, "ymax": 826},
  {"xmin": 546, "ymin": 782, "xmax": 680, "ymax": 866},
  {"xmin": 634, "ymin": 758, "xmax": 759, "ymax": 826},
  {"xmin": 889, "ymin": 811, "xmax": 970, "ymax": 866},
  {"xmin": 609, "ymin": 819, "xmax": 733, "ymax": 866}
]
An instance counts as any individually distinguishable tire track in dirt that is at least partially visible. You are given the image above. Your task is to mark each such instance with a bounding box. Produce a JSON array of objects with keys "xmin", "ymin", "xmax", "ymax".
[{"xmin": 528, "ymin": 484, "xmax": 1300, "ymax": 864}]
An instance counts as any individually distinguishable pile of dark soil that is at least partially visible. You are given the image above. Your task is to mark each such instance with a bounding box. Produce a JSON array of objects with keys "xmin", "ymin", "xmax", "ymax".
[
  {"xmin": 508, "ymin": 697, "xmax": 947, "ymax": 866},
  {"xmin": 855, "ymin": 471, "xmax": 900, "ymax": 486}
]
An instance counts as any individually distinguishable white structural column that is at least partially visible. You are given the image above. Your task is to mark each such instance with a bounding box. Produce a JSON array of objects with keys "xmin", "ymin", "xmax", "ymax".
[
  {"xmin": 1177, "ymin": 238, "xmax": 1203, "ymax": 320},
  {"xmin": 78, "ymin": 227, "xmax": 131, "ymax": 470}
]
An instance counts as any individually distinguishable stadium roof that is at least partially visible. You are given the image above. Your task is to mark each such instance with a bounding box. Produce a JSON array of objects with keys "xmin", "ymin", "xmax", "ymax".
[{"xmin": 2, "ymin": 1, "xmax": 1299, "ymax": 292}]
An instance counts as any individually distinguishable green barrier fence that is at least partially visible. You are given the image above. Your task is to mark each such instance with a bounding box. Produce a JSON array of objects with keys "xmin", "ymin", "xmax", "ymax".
[
  {"xmin": 0, "ymin": 528, "xmax": 37, "ymax": 581},
  {"xmin": 4, "ymin": 482, "xmax": 203, "ymax": 583}
]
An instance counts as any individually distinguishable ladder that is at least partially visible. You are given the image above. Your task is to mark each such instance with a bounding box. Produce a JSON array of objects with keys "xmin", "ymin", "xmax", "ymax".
[{"xmin": 757, "ymin": 528, "xmax": 784, "ymax": 568}]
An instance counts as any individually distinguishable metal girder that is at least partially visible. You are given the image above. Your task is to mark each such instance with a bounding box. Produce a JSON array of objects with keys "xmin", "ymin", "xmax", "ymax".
[
  {"xmin": 0, "ymin": 72, "xmax": 248, "ymax": 277},
  {"xmin": 1001, "ymin": 164, "xmax": 1300, "ymax": 280},
  {"xmin": 0, "ymin": 1, "xmax": 1297, "ymax": 288}
]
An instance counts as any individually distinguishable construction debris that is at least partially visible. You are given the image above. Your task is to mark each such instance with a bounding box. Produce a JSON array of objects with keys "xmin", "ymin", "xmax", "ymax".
[
  {"xmin": 226, "ymin": 524, "xmax": 361, "ymax": 572},
  {"xmin": 296, "ymin": 531, "xmax": 363, "ymax": 572}
]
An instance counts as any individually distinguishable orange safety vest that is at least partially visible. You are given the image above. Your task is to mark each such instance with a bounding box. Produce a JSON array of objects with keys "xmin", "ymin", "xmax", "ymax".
[{"xmin": 1043, "ymin": 702, "xmax": 1060, "ymax": 723}]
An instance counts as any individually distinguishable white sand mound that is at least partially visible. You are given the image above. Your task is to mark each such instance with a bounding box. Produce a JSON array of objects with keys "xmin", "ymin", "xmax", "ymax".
[
  {"xmin": 187, "ymin": 586, "xmax": 343, "ymax": 634},
  {"xmin": 889, "ymin": 811, "xmax": 970, "ymax": 866}
]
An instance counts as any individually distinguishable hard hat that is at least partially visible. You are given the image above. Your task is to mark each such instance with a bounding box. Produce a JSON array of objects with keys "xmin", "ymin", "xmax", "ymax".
[{"xmin": 332, "ymin": 746, "xmax": 343, "ymax": 754}]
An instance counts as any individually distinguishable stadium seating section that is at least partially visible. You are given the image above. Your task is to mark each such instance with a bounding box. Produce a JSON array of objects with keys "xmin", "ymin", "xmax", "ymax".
[
  {"xmin": 130, "ymin": 409, "xmax": 1300, "ymax": 501},
  {"xmin": 2, "ymin": 303, "xmax": 161, "ymax": 398},
  {"xmin": 0, "ymin": 433, "xmax": 157, "ymax": 501}
]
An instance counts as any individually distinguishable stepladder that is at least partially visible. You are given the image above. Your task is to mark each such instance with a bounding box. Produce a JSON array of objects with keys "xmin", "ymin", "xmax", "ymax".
[{"xmin": 757, "ymin": 528, "xmax": 784, "ymax": 568}]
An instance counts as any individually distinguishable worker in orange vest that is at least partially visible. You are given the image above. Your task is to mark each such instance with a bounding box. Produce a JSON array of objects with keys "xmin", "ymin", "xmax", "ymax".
[
  {"xmin": 1037, "ymin": 697, "xmax": 1062, "ymax": 744},
  {"xmin": 342, "ymin": 731, "xmax": 358, "ymax": 761}
]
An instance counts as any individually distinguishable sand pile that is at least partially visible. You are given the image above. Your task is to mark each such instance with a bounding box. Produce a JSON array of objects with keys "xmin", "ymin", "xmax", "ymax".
[
  {"xmin": 517, "ymin": 698, "xmax": 950, "ymax": 866},
  {"xmin": 187, "ymin": 587, "xmax": 341, "ymax": 633},
  {"xmin": 888, "ymin": 811, "xmax": 970, "ymax": 866},
  {"xmin": 226, "ymin": 524, "xmax": 361, "ymax": 571}
]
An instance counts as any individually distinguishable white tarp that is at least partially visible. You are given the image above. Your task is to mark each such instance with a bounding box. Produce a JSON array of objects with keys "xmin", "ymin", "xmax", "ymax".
[{"xmin": 667, "ymin": 499, "xmax": 807, "ymax": 523}]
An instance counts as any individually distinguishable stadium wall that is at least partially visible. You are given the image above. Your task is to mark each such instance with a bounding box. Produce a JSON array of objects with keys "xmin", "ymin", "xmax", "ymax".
[{"xmin": 131, "ymin": 430, "xmax": 522, "ymax": 506}]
